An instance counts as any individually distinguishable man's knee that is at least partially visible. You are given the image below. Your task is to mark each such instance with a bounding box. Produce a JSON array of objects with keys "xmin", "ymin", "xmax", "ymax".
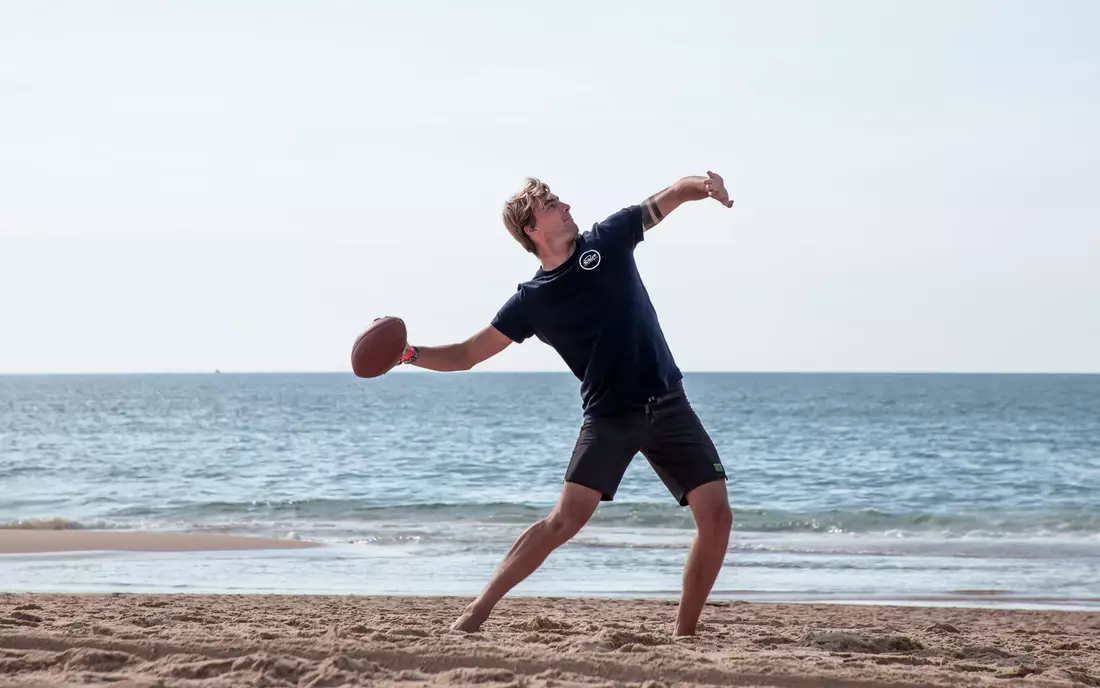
[
  {"xmin": 687, "ymin": 480, "xmax": 733, "ymax": 537},
  {"xmin": 543, "ymin": 500, "xmax": 596, "ymax": 544},
  {"xmin": 542, "ymin": 510, "xmax": 588, "ymax": 543},
  {"xmin": 544, "ymin": 483, "xmax": 601, "ymax": 543},
  {"xmin": 699, "ymin": 501, "xmax": 733, "ymax": 536}
]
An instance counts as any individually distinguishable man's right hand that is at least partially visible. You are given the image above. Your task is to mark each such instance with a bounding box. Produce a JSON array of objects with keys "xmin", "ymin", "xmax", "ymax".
[{"xmin": 704, "ymin": 171, "xmax": 733, "ymax": 208}]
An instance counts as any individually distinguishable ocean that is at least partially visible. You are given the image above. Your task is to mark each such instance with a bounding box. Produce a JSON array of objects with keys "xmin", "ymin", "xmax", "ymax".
[{"xmin": 2, "ymin": 372, "xmax": 1099, "ymax": 608}]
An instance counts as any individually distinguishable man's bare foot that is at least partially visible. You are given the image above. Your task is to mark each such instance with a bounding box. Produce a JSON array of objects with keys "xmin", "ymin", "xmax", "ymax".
[{"xmin": 450, "ymin": 603, "xmax": 490, "ymax": 632}]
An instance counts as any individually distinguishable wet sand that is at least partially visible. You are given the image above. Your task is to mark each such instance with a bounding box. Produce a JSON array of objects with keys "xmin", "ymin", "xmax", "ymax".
[
  {"xmin": 1, "ymin": 593, "xmax": 1098, "ymax": 686},
  {"xmin": 0, "ymin": 530, "xmax": 318, "ymax": 554}
]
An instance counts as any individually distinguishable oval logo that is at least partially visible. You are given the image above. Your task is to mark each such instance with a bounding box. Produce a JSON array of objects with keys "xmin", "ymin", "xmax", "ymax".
[{"xmin": 579, "ymin": 249, "xmax": 601, "ymax": 270}]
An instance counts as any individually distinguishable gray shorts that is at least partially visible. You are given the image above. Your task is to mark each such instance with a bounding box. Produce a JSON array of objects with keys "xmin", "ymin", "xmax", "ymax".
[{"xmin": 564, "ymin": 382, "xmax": 727, "ymax": 506}]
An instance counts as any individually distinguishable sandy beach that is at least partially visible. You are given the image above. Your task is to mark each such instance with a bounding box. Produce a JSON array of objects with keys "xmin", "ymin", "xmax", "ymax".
[{"xmin": 0, "ymin": 593, "xmax": 1097, "ymax": 687}]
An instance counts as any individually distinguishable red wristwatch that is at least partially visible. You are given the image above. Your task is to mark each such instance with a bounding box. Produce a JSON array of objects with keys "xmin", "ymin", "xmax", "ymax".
[{"xmin": 401, "ymin": 345, "xmax": 419, "ymax": 365}]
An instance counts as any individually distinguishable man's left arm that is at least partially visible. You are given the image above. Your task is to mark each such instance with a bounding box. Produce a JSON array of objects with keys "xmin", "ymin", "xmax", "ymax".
[{"xmin": 641, "ymin": 171, "xmax": 733, "ymax": 232}]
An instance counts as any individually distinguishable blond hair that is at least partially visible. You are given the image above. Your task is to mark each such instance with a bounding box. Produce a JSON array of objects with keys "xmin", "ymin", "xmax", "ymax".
[{"xmin": 502, "ymin": 177, "xmax": 552, "ymax": 255}]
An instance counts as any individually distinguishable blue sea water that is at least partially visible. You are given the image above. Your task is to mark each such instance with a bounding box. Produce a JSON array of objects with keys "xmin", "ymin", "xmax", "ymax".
[{"xmin": 2, "ymin": 372, "xmax": 1099, "ymax": 608}]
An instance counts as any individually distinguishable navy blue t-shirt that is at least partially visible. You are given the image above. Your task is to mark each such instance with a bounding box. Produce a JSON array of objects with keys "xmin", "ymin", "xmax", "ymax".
[{"xmin": 491, "ymin": 205, "xmax": 683, "ymax": 417}]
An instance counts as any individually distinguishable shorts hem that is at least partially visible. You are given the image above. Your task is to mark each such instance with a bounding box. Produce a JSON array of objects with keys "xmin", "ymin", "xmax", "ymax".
[
  {"xmin": 676, "ymin": 474, "xmax": 728, "ymax": 507},
  {"xmin": 563, "ymin": 477, "xmax": 616, "ymax": 502}
]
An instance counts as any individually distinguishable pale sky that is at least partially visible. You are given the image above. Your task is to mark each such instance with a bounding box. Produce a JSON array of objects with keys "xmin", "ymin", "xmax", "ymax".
[{"xmin": 2, "ymin": 1, "xmax": 1098, "ymax": 374}]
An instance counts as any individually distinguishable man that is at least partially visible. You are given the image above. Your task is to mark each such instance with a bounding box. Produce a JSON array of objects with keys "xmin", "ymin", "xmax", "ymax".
[{"xmin": 396, "ymin": 172, "xmax": 734, "ymax": 636}]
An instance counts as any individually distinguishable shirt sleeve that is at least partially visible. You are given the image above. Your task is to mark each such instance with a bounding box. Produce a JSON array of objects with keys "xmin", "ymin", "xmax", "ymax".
[
  {"xmin": 590, "ymin": 205, "xmax": 645, "ymax": 251},
  {"xmin": 490, "ymin": 289, "xmax": 535, "ymax": 343}
]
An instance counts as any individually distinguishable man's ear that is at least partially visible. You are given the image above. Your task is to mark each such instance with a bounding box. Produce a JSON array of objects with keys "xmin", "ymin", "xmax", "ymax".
[{"xmin": 524, "ymin": 224, "xmax": 536, "ymax": 235}]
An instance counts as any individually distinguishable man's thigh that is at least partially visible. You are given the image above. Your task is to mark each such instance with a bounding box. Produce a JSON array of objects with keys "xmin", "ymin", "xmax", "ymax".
[
  {"xmin": 564, "ymin": 415, "xmax": 646, "ymax": 502},
  {"xmin": 641, "ymin": 390, "xmax": 727, "ymax": 507}
]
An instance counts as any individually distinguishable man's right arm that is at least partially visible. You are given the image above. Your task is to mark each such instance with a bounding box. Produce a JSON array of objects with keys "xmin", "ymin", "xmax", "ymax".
[{"xmin": 402, "ymin": 325, "xmax": 513, "ymax": 372}]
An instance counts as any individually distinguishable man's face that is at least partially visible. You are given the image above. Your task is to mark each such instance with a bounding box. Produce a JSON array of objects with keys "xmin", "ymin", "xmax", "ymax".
[{"xmin": 530, "ymin": 192, "xmax": 578, "ymax": 242}]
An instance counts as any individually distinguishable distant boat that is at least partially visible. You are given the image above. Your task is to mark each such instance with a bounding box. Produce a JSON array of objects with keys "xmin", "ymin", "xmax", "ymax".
[{"xmin": 215, "ymin": 369, "xmax": 221, "ymax": 374}]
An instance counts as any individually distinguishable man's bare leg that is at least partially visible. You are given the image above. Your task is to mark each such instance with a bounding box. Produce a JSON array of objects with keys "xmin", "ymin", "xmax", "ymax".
[
  {"xmin": 451, "ymin": 482, "xmax": 602, "ymax": 632},
  {"xmin": 675, "ymin": 479, "xmax": 732, "ymax": 636}
]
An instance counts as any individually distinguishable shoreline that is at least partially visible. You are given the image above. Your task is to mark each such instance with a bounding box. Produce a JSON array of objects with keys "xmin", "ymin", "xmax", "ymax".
[
  {"xmin": 2, "ymin": 593, "xmax": 1098, "ymax": 686},
  {"xmin": 2, "ymin": 530, "xmax": 1098, "ymax": 614},
  {"xmin": 0, "ymin": 530, "xmax": 318, "ymax": 554}
]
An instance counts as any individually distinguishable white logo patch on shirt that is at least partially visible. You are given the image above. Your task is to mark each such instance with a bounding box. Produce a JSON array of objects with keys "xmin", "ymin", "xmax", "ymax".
[{"xmin": 579, "ymin": 249, "xmax": 601, "ymax": 270}]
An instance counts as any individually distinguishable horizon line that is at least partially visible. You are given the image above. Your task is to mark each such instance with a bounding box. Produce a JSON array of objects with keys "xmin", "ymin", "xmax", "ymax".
[{"xmin": 2, "ymin": 369, "xmax": 1098, "ymax": 377}]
